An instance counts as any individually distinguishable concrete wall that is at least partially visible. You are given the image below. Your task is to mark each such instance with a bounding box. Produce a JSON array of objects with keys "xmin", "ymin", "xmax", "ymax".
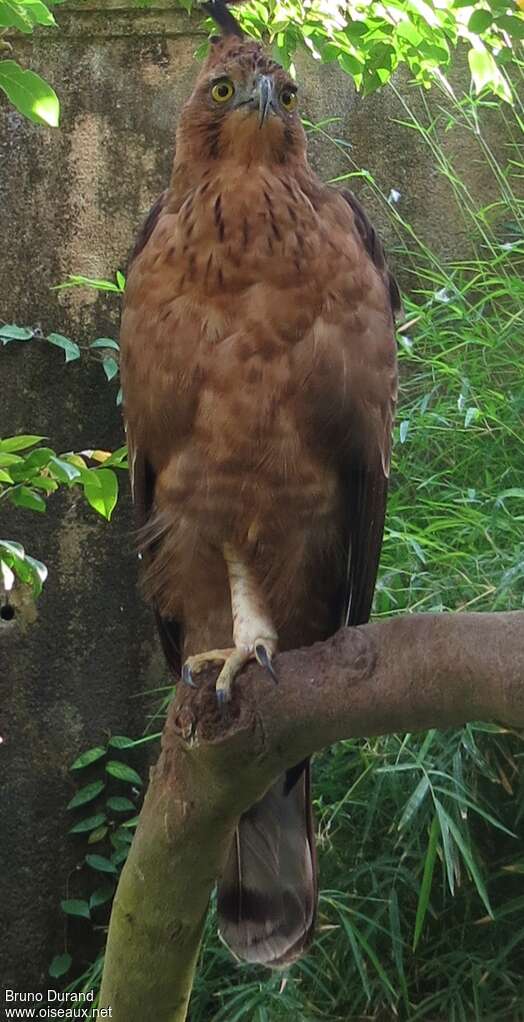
[{"xmin": 0, "ymin": 0, "xmax": 516, "ymax": 990}]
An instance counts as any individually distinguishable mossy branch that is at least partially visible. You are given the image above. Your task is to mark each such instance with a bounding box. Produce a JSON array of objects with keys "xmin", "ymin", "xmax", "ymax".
[{"xmin": 99, "ymin": 611, "xmax": 524, "ymax": 1022}]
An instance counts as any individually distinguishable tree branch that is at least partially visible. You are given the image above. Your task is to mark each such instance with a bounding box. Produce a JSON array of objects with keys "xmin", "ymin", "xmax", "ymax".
[{"xmin": 99, "ymin": 611, "xmax": 524, "ymax": 1022}]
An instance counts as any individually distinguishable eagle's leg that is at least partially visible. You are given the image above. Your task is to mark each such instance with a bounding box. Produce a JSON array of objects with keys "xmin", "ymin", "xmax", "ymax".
[
  {"xmin": 181, "ymin": 544, "xmax": 277, "ymax": 704},
  {"xmin": 215, "ymin": 543, "xmax": 278, "ymax": 704}
]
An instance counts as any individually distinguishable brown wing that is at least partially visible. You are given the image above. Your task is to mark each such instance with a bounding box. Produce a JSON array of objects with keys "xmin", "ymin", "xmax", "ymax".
[
  {"xmin": 124, "ymin": 190, "xmax": 182, "ymax": 676},
  {"xmin": 338, "ymin": 188, "xmax": 399, "ymax": 627}
]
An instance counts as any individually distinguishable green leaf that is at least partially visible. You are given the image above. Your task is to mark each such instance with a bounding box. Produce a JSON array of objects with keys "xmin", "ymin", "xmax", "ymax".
[
  {"xmin": 108, "ymin": 735, "xmax": 135, "ymax": 749},
  {"xmin": 0, "ymin": 435, "xmax": 45, "ymax": 452},
  {"xmin": 338, "ymin": 52, "xmax": 364, "ymax": 76},
  {"xmin": 413, "ymin": 813, "xmax": 439, "ymax": 950},
  {"xmin": 0, "ymin": 540, "xmax": 25, "ymax": 558},
  {"xmin": 346, "ymin": 918, "xmax": 397, "ymax": 998},
  {"xmin": 26, "ymin": 477, "xmax": 55, "ymax": 494},
  {"xmin": 0, "ymin": 1, "xmax": 33, "ymax": 32},
  {"xmin": 0, "ymin": 468, "xmax": 14, "ymax": 483},
  {"xmin": 435, "ymin": 800, "xmax": 459, "ymax": 896},
  {"xmin": 398, "ymin": 776, "xmax": 430, "ymax": 830},
  {"xmin": 46, "ymin": 332, "xmax": 81, "ymax": 362},
  {"xmin": 70, "ymin": 746, "xmax": 106, "ymax": 770},
  {"xmin": 111, "ymin": 847, "xmax": 129, "ymax": 867},
  {"xmin": 344, "ymin": 20, "xmax": 368, "ymax": 43},
  {"xmin": 0, "ymin": 453, "xmax": 24, "ymax": 466},
  {"xmin": 24, "ymin": 555, "xmax": 48, "ymax": 594},
  {"xmin": 194, "ymin": 40, "xmax": 209, "ymax": 61},
  {"xmin": 88, "ymin": 825, "xmax": 109, "ymax": 843},
  {"xmin": 15, "ymin": 446, "xmax": 54, "ymax": 471},
  {"xmin": 113, "ymin": 826, "xmax": 134, "ymax": 844},
  {"xmin": 0, "ymin": 0, "xmax": 57, "ymax": 31},
  {"xmin": 468, "ymin": 9, "xmax": 493, "ymax": 33},
  {"xmin": 339, "ymin": 915, "xmax": 370, "ymax": 999},
  {"xmin": 468, "ymin": 46, "xmax": 499, "ymax": 93},
  {"xmin": 443, "ymin": 811, "xmax": 493, "ymax": 915},
  {"xmin": 102, "ymin": 446, "xmax": 128, "ymax": 469},
  {"xmin": 497, "ymin": 488, "xmax": 524, "ymax": 501},
  {"xmin": 102, "ymin": 357, "xmax": 119, "ymax": 382},
  {"xmin": 9, "ymin": 486, "xmax": 46, "ymax": 512},
  {"xmin": 49, "ymin": 953, "xmax": 72, "ymax": 979},
  {"xmin": 89, "ymin": 884, "xmax": 115, "ymax": 909},
  {"xmin": 49, "ymin": 456, "xmax": 81, "ymax": 484},
  {"xmin": 60, "ymin": 453, "xmax": 90, "ymax": 483},
  {"xmin": 89, "ymin": 338, "xmax": 120, "ymax": 351},
  {"xmin": 22, "ymin": 1, "xmax": 57, "ymax": 29},
  {"xmin": 106, "ymin": 796, "xmax": 136, "ymax": 812},
  {"xmin": 116, "ymin": 270, "xmax": 126, "ymax": 291},
  {"xmin": 121, "ymin": 816, "xmax": 139, "ymax": 829},
  {"xmin": 106, "ymin": 761, "xmax": 142, "ymax": 786},
  {"xmin": 69, "ymin": 813, "xmax": 107, "ymax": 834},
  {"xmin": 61, "ymin": 899, "xmax": 91, "ymax": 919},
  {"xmin": 0, "ymin": 60, "xmax": 60, "ymax": 127},
  {"xmin": 110, "ymin": 829, "xmax": 129, "ymax": 849},
  {"xmin": 67, "ymin": 780, "xmax": 105, "ymax": 810},
  {"xmin": 389, "ymin": 889, "xmax": 409, "ymax": 1009},
  {"xmin": 85, "ymin": 853, "xmax": 118, "ymax": 874},
  {"xmin": 495, "ymin": 14, "xmax": 524, "ymax": 39},
  {"xmin": 396, "ymin": 20, "xmax": 422, "ymax": 45},
  {"xmin": 0, "ymin": 324, "xmax": 33, "ymax": 341},
  {"xmin": 82, "ymin": 468, "xmax": 118, "ymax": 520}
]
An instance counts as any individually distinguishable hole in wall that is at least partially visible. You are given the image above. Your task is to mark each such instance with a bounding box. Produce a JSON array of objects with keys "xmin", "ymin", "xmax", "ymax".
[{"xmin": 0, "ymin": 604, "xmax": 15, "ymax": 621}]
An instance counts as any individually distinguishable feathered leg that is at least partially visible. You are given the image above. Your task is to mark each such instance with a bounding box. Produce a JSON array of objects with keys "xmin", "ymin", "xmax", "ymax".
[{"xmin": 181, "ymin": 543, "xmax": 278, "ymax": 704}]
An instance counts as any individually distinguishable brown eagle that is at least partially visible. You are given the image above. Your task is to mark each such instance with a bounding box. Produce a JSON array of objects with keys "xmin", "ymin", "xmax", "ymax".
[{"xmin": 120, "ymin": 0, "xmax": 399, "ymax": 969}]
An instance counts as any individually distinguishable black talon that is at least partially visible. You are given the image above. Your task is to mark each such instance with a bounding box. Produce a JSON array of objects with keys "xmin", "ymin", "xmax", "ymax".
[
  {"xmin": 182, "ymin": 663, "xmax": 196, "ymax": 688},
  {"xmin": 255, "ymin": 643, "xmax": 278, "ymax": 684}
]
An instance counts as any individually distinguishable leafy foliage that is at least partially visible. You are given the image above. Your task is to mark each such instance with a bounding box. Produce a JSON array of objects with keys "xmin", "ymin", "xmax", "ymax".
[
  {"xmin": 50, "ymin": 734, "xmax": 156, "ymax": 987},
  {"xmin": 0, "ymin": 537, "xmax": 47, "ymax": 596},
  {"xmin": 0, "ymin": 435, "xmax": 126, "ymax": 519},
  {"xmin": 52, "ymin": 271, "xmax": 126, "ymax": 295},
  {"xmin": 0, "ymin": 0, "xmax": 61, "ymax": 124},
  {"xmin": 225, "ymin": 0, "xmax": 523, "ymax": 101},
  {"xmin": 1, "ymin": 319, "xmax": 122, "ymax": 392},
  {"xmin": 0, "ymin": 436, "xmax": 127, "ymax": 596},
  {"xmin": 0, "ymin": 272, "xmax": 126, "ymax": 594},
  {"xmin": 0, "ymin": 57, "xmax": 59, "ymax": 125}
]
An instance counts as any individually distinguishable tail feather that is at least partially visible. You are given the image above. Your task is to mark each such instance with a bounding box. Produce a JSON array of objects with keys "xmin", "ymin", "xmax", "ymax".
[{"xmin": 217, "ymin": 759, "xmax": 317, "ymax": 967}]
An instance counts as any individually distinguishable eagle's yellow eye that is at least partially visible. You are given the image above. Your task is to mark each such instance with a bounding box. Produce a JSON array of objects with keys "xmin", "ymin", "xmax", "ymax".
[
  {"xmin": 211, "ymin": 79, "xmax": 235, "ymax": 103},
  {"xmin": 281, "ymin": 89, "xmax": 297, "ymax": 111}
]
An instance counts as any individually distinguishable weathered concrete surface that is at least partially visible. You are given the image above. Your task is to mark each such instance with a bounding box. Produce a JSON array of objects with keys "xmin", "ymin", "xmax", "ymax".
[{"xmin": 0, "ymin": 0, "xmax": 519, "ymax": 993}]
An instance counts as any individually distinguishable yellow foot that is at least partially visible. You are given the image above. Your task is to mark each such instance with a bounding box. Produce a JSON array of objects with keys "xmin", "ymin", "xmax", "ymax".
[
  {"xmin": 182, "ymin": 637, "xmax": 278, "ymax": 706},
  {"xmin": 182, "ymin": 649, "xmax": 235, "ymax": 688}
]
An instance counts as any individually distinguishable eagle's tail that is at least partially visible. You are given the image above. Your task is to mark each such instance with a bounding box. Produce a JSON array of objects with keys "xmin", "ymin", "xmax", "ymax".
[{"xmin": 217, "ymin": 759, "xmax": 317, "ymax": 967}]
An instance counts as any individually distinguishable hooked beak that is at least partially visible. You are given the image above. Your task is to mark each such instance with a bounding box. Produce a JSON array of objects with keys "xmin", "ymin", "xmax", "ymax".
[{"xmin": 255, "ymin": 75, "xmax": 275, "ymax": 127}]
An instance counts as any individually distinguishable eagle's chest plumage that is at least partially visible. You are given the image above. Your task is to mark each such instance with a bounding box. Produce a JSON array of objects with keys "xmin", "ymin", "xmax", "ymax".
[
  {"xmin": 123, "ymin": 168, "xmax": 358, "ymax": 527},
  {"xmin": 123, "ymin": 167, "xmax": 362, "ymax": 457}
]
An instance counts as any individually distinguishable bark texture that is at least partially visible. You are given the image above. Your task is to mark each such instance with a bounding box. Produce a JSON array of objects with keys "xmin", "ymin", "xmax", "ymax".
[{"xmin": 99, "ymin": 611, "xmax": 524, "ymax": 1022}]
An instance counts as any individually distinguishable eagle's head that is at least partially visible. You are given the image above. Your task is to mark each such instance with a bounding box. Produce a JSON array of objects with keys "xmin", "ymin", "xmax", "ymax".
[{"xmin": 176, "ymin": 4, "xmax": 306, "ymax": 166}]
